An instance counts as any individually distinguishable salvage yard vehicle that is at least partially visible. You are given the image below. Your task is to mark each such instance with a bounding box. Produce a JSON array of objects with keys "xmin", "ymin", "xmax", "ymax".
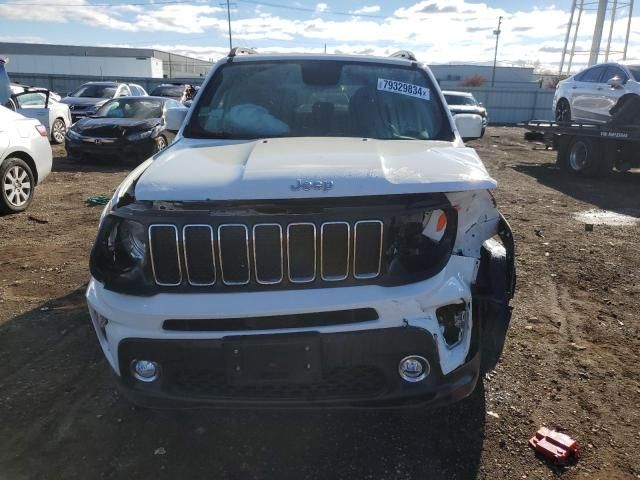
[
  {"xmin": 87, "ymin": 48, "xmax": 515, "ymax": 408},
  {"xmin": 62, "ymin": 81, "xmax": 148, "ymax": 122},
  {"xmin": 0, "ymin": 106, "xmax": 52, "ymax": 213},
  {"xmin": 443, "ymin": 90, "xmax": 488, "ymax": 137},
  {"xmin": 10, "ymin": 85, "xmax": 72, "ymax": 144},
  {"xmin": 65, "ymin": 96, "xmax": 180, "ymax": 162},
  {"xmin": 553, "ymin": 61, "xmax": 640, "ymax": 123}
]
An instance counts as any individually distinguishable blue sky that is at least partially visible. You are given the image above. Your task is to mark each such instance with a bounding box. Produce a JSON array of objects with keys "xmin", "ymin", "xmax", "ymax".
[{"xmin": 0, "ymin": 0, "xmax": 637, "ymax": 70}]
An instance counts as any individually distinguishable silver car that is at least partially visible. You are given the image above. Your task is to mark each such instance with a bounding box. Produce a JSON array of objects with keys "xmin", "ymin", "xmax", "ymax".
[{"xmin": 553, "ymin": 62, "xmax": 640, "ymax": 123}]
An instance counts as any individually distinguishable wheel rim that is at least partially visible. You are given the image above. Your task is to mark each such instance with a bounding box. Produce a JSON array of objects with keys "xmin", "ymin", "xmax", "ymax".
[
  {"xmin": 3, "ymin": 165, "xmax": 32, "ymax": 207},
  {"xmin": 569, "ymin": 141, "xmax": 588, "ymax": 171},
  {"xmin": 556, "ymin": 102, "xmax": 570, "ymax": 122},
  {"xmin": 52, "ymin": 120, "xmax": 66, "ymax": 143},
  {"xmin": 156, "ymin": 137, "xmax": 167, "ymax": 152}
]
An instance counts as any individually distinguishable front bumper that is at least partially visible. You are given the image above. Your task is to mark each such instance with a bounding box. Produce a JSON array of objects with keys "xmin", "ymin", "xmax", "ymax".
[
  {"xmin": 65, "ymin": 135, "xmax": 156, "ymax": 161},
  {"xmin": 87, "ymin": 255, "xmax": 483, "ymax": 407}
]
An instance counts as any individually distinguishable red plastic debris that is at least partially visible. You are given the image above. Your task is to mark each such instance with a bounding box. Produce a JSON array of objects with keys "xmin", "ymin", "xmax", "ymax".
[{"xmin": 529, "ymin": 427, "xmax": 580, "ymax": 464}]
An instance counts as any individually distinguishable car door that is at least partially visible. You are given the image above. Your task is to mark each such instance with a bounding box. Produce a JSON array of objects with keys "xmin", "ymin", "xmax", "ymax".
[
  {"xmin": 599, "ymin": 65, "xmax": 629, "ymax": 118},
  {"xmin": 13, "ymin": 91, "xmax": 51, "ymax": 133},
  {"xmin": 571, "ymin": 66, "xmax": 606, "ymax": 121}
]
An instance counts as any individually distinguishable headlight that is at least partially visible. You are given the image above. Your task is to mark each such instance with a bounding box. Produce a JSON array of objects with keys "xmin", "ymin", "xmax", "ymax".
[
  {"xmin": 127, "ymin": 130, "xmax": 154, "ymax": 141},
  {"xmin": 91, "ymin": 217, "xmax": 147, "ymax": 283},
  {"xmin": 66, "ymin": 129, "xmax": 82, "ymax": 140}
]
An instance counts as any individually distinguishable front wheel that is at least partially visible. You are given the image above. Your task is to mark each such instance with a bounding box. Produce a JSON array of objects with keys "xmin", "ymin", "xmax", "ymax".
[
  {"xmin": 555, "ymin": 99, "xmax": 571, "ymax": 122},
  {"xmin": 51, "ymin": 118, "xmax": 67, "ymax": 144},
  {"xmin": 0, "ymin": 158, "xmax": 35, "ymax": 214}
]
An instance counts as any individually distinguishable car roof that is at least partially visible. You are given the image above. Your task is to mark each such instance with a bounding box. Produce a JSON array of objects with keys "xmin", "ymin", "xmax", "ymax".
[
  {"xmin": 225, "ymin": 52, "xmax": 417, "ymax": 67},
  {"xmin": 442, "ymin": 90, "xmax": 473, "ymax": 96},
  {"xmin": 103, "ymin": 95, "xmax": 167, "ymax": 101}
]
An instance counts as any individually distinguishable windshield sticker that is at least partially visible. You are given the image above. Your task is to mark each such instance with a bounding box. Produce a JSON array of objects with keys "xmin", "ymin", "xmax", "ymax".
[{"xmin": 377, "ymin": 79, "xmax": 430, "ymax": 100}]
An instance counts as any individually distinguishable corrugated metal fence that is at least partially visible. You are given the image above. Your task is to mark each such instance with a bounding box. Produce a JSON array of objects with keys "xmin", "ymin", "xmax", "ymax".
[{"xmin": 10, "ymin": 72, "xmax": 557, "ymax": 124}]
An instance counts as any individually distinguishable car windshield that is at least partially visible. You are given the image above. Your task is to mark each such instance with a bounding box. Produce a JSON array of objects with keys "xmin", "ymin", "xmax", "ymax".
[
  {"xmin": 626, "ymin": 65, "xmax": 640, "ymax": 81},
  {"xmin": 185, "ymin": 60, "xmax": 453, "ymax": 141},
  {"xmin": 151, "ymin": 85, "xmax": 184, "ymax": 97},
  {"xmin": 71, "ymin": 84, "xmax": 117, "ymax": 98},
  {"xmin": 95, "ymin": 98, "xmax": 163, "ymax": 119},
  {"xmin": 444, "ymin": 94, "xmax": 477, "ymax": 106}
]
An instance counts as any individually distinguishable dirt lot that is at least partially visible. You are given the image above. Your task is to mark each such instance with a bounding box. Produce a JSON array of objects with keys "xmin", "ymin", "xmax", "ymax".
[{"xmin": 0, "ymin": 128, "xmax": 639, "ymax": 480}]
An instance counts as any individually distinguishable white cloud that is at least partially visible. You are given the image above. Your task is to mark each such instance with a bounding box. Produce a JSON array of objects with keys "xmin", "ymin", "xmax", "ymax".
[
  {"xmin": 315, "ymin": 3, "xmax": 328, "ymax": 13},
  {"xmin": 351, "ymin": 5, "xmax": 381, "ymax": 15}
]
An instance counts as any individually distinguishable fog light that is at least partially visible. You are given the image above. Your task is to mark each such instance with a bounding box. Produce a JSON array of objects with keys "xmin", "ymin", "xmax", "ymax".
[
  {"xmin": 131, "ymin": 360, "xmax": 160, "ymax": 382},
  {"xmin": 398, "ymin": 355, "xmax": 430, "ymax": 383}
]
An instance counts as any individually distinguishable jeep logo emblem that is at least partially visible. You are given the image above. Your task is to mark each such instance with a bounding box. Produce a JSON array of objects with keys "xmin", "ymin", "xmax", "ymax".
[{"xmin": 291, "ymin": 179, "xmax": 334, "ymax": 192}]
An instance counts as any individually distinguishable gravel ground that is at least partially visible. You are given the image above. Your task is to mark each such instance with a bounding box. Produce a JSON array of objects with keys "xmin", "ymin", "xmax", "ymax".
[{"xmin": 0, "ymin": 127, "xmax": 639, "ymax": 480}]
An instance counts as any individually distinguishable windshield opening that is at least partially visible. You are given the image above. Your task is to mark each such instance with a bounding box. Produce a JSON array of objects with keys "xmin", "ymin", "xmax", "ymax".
[
  {"xmin": 184, "ymin": 60, "xmax": 454, "ymax": 141},
  {"xmin": 444, "ymin": 94, "xmax": 478, "ymax": 106},
  {"xmin": 95, "ymin": 98, "xmax": 163, "ymax": 119},
  {"xmin": 151, "ymin": 85, "xmax": 184, "ymax": 97},
  {"xmin": 71, "ymin": 84, "xmax": 117, "ymax": 99}
]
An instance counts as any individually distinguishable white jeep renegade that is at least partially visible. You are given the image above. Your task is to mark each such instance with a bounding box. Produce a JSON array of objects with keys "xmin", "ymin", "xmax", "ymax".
[{"xmin": 86, "ymin": 49, "xmax": 515, "ymax": 408}]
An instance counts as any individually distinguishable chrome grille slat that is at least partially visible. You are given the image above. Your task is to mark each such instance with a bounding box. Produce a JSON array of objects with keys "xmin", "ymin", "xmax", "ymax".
[
  {"xmin": 287, "ymin": 222, "xmax": 317, "ymax": 283},
  {"xmin": 321, "ymin": 222, "xmax": 350, "ymax": 281},
  {"xmin": 218, "ymin": 224, "xmax": 250, "ymax": 286},
  {"xmin": 149, "ymin": 224, "xmax": 182, "ymax": 286},
  {"xmin": 253, "ymin": 223, "xmax": 284, "ymax": 285},
  {"xmin": 183, "ymin": 225, "xmax": 216, "ymax": 286},
  {"xmin": 353, "ymin": 220, "xmax": 384, "ymax": 280}
]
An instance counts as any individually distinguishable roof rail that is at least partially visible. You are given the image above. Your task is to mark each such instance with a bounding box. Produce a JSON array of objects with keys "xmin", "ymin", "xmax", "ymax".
[
  {"xmin": 389, "ymin": 50, "xmax": 417, "ymax": 61},
  {"xmin": 228, "ymin": 47, "xmax": 258, "ymax": 58}
]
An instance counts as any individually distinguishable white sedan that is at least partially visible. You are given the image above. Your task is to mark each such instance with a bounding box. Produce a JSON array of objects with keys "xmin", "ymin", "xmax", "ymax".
[
  {"xmin": 553, "ymin": 61, "xmax": 640, "ymax": 123},
  {"xmin": 10, "ymin": 85, "xmax": 72, "ymax": 144},
  {"xmin": 0, "ymin": 106, "xmax": 52, "ymax": 213}
]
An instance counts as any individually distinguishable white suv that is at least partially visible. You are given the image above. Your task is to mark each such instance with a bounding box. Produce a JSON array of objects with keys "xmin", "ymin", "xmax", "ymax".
[
  {"xmin": 553, "ymin": 61, "xmax": 640, "ymax": 123},
  {"xmin": 86, "ymin": 49, "xmax": 515, "ymax": 408}
]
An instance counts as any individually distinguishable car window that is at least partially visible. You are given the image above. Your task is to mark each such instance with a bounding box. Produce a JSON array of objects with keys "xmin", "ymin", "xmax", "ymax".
[
  {"xmin": 151, "ymin": 85, "xmax": 184, "ymax": 97},
  {"xmin": 71, "ymin": 84, "xmax": 117, "ymax": 98},
  {"xmin": 131, "ymin": 85, "xmax": 147, "ymax": 96},
  {"xmin": 95, "ymin": 98, "xmax": 164, "ymax": 119},
  {"xmin": 185, "ymin": 60, "xmax": 453, "ymax": 141},
  {"xmin": 626, "ymin": 65, "xmax": 640, "ymax": 81},
  {"xmin": 14, "ymin": 92, "xmax": 46, "ymax": 108},
  {"xmin": 165, "ymin": 99, "xmax": 181, "ymax": 109},
  {"xmin": 444, "ymin": 94, "xmax": 477, "ymax": 106},
  {"xmin": 579, "ymin": 66, "xmax": 606, "ymax": 83},
  {"xmin": 603, "ymin": 66, "xmax": 628, "ymax": 82}
]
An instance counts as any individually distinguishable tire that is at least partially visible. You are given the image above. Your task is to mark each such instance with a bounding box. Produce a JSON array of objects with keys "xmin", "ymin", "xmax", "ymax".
[
  {"xmin": 555, "ymin": 98, "xmax": 571, "ymax": 122},
  {"xmin": 154, "ymin": 135, "xmax": 168, "ymax": 153},
  {"xmin": 0, "ymin": 158, "xmax": 35, "ymax": 214},
  {"xmin": 51, "ymin": 118, "xmax": 67, "ymax": 145},
  {"xmin": 565, "ymin": 136, "xmax": 603, "ymax": 177}
]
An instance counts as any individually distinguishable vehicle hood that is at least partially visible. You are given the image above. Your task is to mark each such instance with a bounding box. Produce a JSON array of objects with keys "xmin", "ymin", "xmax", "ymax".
[
  {"xmin": 449, "ymin": 105, "xmax": 486, "ymax": 117},
  {"xmin": 134, "ymin": 137, "xmax": 496, "ymax": 201},
  {"xmin": 61, "ymin": 97, "xmax": 105, "ymax": 107},
  {"xmin": 72, "ymin": 117, "xmax": 160, "ymax": 136}
]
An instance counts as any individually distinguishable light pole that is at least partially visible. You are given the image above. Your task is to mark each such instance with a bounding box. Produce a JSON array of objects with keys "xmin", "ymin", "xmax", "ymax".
[{"xmin": 491, "ymin": 16, "xmax": 503, "ymax": 88}]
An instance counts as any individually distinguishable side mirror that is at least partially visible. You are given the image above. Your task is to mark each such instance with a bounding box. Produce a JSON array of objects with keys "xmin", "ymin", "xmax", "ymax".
[
  {"xmin": 454, "ymin": 113, "xmax": 483, "ymax": 141},
  {"xmin": 165, "ymin": 106, "xmax": 189, "ymax": 132},
  {"xmin": 608, "ymin": 76, "xmax": 624, "ymax": 89}
]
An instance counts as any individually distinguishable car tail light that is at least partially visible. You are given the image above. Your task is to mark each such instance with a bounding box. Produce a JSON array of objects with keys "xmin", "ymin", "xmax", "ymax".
[{"xmin": 35, "ymin": 125, "xmax": 48, "ymax": 137}]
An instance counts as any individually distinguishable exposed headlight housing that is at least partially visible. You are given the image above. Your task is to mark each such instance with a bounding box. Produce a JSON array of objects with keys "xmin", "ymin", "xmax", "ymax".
[
  {"xmin": 91, "ymin": 218, "xmax": 147, "ymax": 283},
  {"xmin": 127, "ymin": 127, "xmax": 159, "ymax": 141}
]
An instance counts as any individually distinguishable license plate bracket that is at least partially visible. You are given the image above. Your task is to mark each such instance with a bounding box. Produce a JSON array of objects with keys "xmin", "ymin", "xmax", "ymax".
[{"xmin": 224, "ymin": 334, "xmax": 322, "ymax": 385}]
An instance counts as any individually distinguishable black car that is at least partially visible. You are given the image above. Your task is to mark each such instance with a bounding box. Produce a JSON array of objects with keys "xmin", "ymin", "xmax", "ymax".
[
  {"xmin": 149, "ymin": 84, "xmax": 186, "ymax": 101},
  {"xmin": 61, "ymin": 82, "xmax": 148, "ymax": 122},
  {"xmin": 443, "ymin": 90, "xmax": 488, "ymax": 137},
  {"xmin": 65, "ymin": 96, "xmax": 181, "ymax": 162}
]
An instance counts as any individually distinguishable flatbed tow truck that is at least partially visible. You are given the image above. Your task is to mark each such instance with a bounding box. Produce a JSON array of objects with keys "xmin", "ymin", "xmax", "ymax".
[{"xmin": 522, "ymin": 120, "xmax": 640, "ymax": 177}]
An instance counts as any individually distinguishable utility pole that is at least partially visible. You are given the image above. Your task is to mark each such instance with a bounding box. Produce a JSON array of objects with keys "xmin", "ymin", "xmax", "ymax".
[
  {"xmin": 589, "ymin": 0, "xmax": 608, "ymax": 66},
  {"xmin": 491, "ymin": 16, "xmax": 503, "ymax": 88}
]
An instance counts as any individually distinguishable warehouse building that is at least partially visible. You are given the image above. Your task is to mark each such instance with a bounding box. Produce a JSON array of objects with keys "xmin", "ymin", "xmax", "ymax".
[
  {"xmin": 0, "ymin": 42, "xmax": 213, "ymax": 79},
  {"xmin": 429, "ymin": 63, "xmax": 536, "ymax": 89}
]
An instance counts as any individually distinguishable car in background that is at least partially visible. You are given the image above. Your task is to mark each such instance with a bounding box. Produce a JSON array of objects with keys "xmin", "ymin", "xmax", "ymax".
[
  {"xmin": 0, "ymin": 106, "xmax": 53, "ymax": 213},
  {"xmin": 149, "ymin": 83, "xmax": 186, "ymax": 101},
  {"xmin": 61, "ymin": 82, "xmax": 148, "ymax": 122},
  {"xmin": 553, "ymin": 62, "xmax": 640, "ymax": 123},
  {"xmin": 65, "ymin": 96, "xmax": 180, "ymax": 162},
  {"xmin": 443, "ymin": 91, "xmax": 488, "ymax": 137},
  {"xmin": 10, "ymin": 85, "xmax": 72, "ymax": 144}
]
